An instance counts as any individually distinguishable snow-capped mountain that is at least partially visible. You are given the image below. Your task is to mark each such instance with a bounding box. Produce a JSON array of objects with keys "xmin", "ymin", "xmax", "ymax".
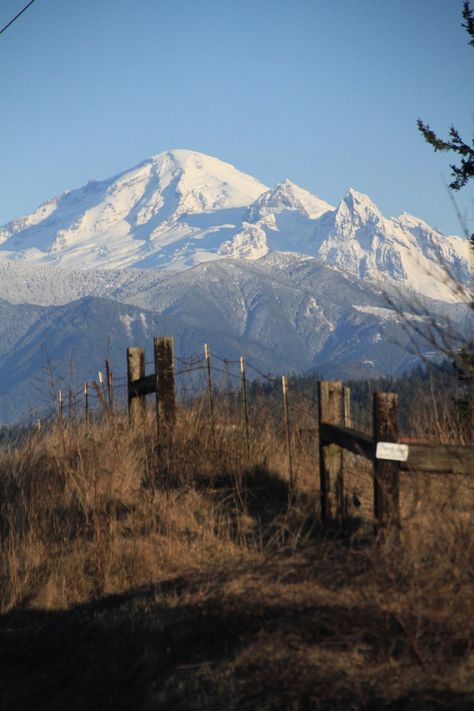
[
  {"xmin": 0, "ymin": 149, "xmax": 471, "ymax": 421},
  {"xmin": 0, "ymin": 150, "xmax": 267, "ymax": 271},
  {"xmin": 314, "ymin": 189, "xmax": 470, "ymax": 299},
  {"xmin": 0, "ymin": 149, "xmax": 469, "ymax": 301}
]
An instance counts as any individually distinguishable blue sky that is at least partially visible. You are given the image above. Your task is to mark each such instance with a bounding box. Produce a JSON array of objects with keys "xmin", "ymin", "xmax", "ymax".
[{"xmin": 1, "ymin": 0, "xmax": 472, "ymax": 235}]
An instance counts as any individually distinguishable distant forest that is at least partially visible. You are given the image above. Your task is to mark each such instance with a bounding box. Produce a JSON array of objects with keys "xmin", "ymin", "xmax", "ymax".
[{"xmin": 246, "ymin": 359, "xmax": 471, "ymax": 437}]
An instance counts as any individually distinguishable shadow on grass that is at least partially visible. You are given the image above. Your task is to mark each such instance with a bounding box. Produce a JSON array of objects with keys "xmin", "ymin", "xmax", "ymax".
[
  {"xmin": 0, "ymin": 563, "xmax": 472, "ymax": 710},
  {"xmin": 206, "ymin": 463, "xmax": 367, "ymax": 550}
]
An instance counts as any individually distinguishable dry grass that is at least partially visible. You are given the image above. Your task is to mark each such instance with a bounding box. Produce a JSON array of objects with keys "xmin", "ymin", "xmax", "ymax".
[{"xmin": 0, "ymin": 398, "xmax": 473, "ymax": 709}]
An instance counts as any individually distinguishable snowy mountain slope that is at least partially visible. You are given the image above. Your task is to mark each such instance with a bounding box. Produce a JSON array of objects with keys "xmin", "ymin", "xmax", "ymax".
[
  {"xmin": 1, "ymin": 252, "xmax": 470, "ymax": 422},
  {"xmin": 0, "ymin": 291, "xmax": 323, "ymax": 423},
  {"xmin": 0, "ymin": 150, "xmax": 469, "ymax": 301},
  {"xmin": 0, "ymin": 150, "xmax": 267, "ymax": 271},
  {"xmin": 220, "ymin": 186, "xmax": 470, "ymax": 302},
  {"xmin": 314, "ymin": 189, "xmax": 470, "ymax": 301},
  {"xmin": 0, "ymin": 262, "xmax": 169, "ymax": 306},
  {"xmin": 218, "ymin": 180, "xmax": 334, "ymax": 260}
]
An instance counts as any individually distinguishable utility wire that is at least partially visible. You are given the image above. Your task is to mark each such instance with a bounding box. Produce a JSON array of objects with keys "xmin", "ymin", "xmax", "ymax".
[{"xmin": 0, "ymin": 0, "xmax": 38, "ymax": 36}]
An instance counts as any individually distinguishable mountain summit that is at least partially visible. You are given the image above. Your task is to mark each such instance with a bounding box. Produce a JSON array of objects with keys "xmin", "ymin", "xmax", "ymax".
[
  {"xmin": 0, "ymin": 149, "xmax": 469, "ymax": 300},
  {"xmin": 0, "ymin": 150, "xmax": 267, "ymax": 270}
]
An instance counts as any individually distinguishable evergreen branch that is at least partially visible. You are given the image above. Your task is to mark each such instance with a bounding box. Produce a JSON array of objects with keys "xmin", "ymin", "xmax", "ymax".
[
  {"xmin": 462, "ymin": 0, "xmax": 474, "ymax": 46},
  {"xmin": 417, "ymin": 119, "xmax": 452, "ymax": 152}
]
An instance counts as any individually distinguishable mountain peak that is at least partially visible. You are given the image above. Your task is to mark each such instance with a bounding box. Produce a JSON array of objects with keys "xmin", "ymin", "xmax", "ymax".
[
  {"xmin": 136, "ymin": 149, "xmax": 268, "ymax": 211},
  {"xmin": 339, "ymin": 187, "xmax": 382, "ymax": 223},
  {"xmin": 247, "ymin": 181, "xmax": 306, "ymax": 221},
  {"xmin": 148, "ymin": 148, "xmax": 236, "ymax": 171},
  {"xmin": 278, "ymin": 178, "xmax": 299, "ymax": 190},
  {"xmin": 263, "ymin": 180, "xmax": 305, "ymax": 206},
  {"xmin": 248, "ymin": 179, "xmax": 333, "ymax": 222}
]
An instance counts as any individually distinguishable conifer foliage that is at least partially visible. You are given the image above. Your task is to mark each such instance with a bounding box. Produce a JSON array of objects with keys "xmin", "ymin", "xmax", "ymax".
[{"xmin": 417, "ymin": 2, "xmax": 474, "ymax": 195}]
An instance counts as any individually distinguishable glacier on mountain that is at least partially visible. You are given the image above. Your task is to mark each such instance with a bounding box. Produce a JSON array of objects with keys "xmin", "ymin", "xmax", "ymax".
[{"xmin": 0, "ymin": 149, "xmax": 470, "ymax": 302}]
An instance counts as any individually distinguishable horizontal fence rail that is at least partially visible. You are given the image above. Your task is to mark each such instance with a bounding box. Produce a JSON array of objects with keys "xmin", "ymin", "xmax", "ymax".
[
  {"xmin": 320, "ymin": 423, "xmax": 474, "ymax": 474},
  {"xmin": 318, "ymin": 380, "xmax": 473, "ymax": 536},
  {"xmin": 5, "ymin": 335, "xmax": 473, "ymax": 542}
]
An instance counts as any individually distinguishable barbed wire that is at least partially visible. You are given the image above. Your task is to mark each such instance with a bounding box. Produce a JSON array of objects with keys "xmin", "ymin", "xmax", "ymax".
[
  {"xmin": 245, "ymin": 360, "xmax": 279, "ymax": 384},
  {"xmin": 1, "ymin": 348, "xmax": 470, "ymax": 450},
  {"xmin": 210, "ymin": 365, "xmax": 243, "ymax": 381},
  {"xmin": 209, "ymin": 351, "xmax": 240, "ymax": 365},
  {"xmin": 176, "ymin": 354, "xmax": 205, "ymax": 367},
  {"xmin": 175, "ymin": 364, "xmax": 206, "ymax": 376}
]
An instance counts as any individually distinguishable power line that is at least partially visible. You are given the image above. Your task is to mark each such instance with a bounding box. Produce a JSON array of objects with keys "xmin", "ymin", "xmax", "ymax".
[{"xmin": 0, "ymin": 0, "xmax": 38, "ymax": 36}]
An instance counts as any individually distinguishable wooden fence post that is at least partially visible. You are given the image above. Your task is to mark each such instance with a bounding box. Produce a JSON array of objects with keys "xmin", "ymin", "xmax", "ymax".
[
  {"xmin": 154, "ymin": 336, "xmax": 176, "ymax": 438},
  {"xmin": 98, "ymin": 371, "xmax": 107, "ymax": 408},
  {"xmin": 318, "ymin": 380, "xmax": 344, "ymax": 524},
  {"xmin": 240, "ymin": 356, "xmax": 251, "ymax": 465},
  {"xmin": 127, "ymin": 347, "xmax": 145, "ymax": 426},
  {"xmin": 58, "ymin": 388, "xmax": 64, "ymax": 424},
  {"xmin": 344, "ymin": 386, "xmax": 351, "ymax": 428},
  {"xmin": 105, "ymin": 359, "xmax": 114, "ymax": 413},
  {"xmin": 92, "ymin": 380, "xmax": 107, "ymax": 415},
  {"xmin": 373, "ymin": 392, "xmax": 400, "ymax": 534},
  {"xmin": 84, "ymin": 381, "xmax": 89, "ymax": 427},
  {"xmin": 282, "ymin": 376, "xmax": 295, "ymax": 496},
  {"xmin": 342, "ymin": 385, "xmax": 352, "ymax": 517},
  {"xmin": 204, "ymin": 343, "xmax": 216, "ymax": 444}
]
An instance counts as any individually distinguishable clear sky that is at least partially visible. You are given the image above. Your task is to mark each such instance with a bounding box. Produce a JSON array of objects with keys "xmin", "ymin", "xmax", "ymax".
[{"xmin": 1, "ymin": 0, "xmax": 472, "ymax": 236}]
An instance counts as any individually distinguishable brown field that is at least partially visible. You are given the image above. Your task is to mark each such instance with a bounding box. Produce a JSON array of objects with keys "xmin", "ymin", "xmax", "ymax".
[{"xmin": 0, "ymin": 397, "xmax": 473, "ymax": 710}]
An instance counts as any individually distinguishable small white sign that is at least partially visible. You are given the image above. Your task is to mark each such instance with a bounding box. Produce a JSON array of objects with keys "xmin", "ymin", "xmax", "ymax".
[{"xmin": 376, "ymin": 441, "xmax": 409, "ymax": 462}]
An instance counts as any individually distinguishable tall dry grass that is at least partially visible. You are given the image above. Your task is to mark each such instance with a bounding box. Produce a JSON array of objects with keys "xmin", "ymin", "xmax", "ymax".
[
  {"xmin": 0, "ymin": 390, "xmax": 473, "ymax": 706},
  {"xmin": 0, "ymin": 395, "xmax": 312, "ymax": 611}
]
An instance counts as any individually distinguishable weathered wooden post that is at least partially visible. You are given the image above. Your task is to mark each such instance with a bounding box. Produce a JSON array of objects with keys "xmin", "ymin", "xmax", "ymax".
[
  {"xmin": 318, "ymin": 380, "xmax": 344, "ymax": 524},
  {"xmin": 204, "ymin": 343, "xmax": 216, "ymax": 444},
  {"xmin": 342, "ymin": 385, "xmax": 352, "ymax": 518},
  {"xmin": 105, "ymin": 359, "xmax": 114, "ymax": 413},
  {"xmin": 98, "ymin": 370, "xmax": 107, "ymax": 408},
  {"xmin": 127, "ymin": 347, "xmax": 145, "ymax": 426},
  {"xmin": 240, "ymin": 356, "xmax": 251, "ymax": 465},
  {"xmin": 373, "ymin": 393, "xmax": 400, "ymax": 535},
  {"xmin": 84, "ymin": 381, "xmax": 89, "ymax": 427},
  {"xmin": 344, "ymin": 386, "xmax": 351, "ymax": 428},
  {"xmin": 154, "ymin": 336, "xmax": 176, "ymax": 438},
  {"xmin": 92, "ymin": 379, "xmax": 107, "ymax": 414},
  {"xmin": 58, "ymin": 388, "xmax": 64, "ymax": 424},
  {"xmin": 282, "ymin": 376, "xmax": 295, "ymax": 493}
]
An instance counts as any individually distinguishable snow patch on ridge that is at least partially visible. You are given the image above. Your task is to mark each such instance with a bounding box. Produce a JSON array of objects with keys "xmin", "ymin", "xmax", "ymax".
[
  {"xmin": 353, "ymin": 304, "xmax": 427, "ymax": 323},
  {"xmin": 120, "ymin": 314, "xmax": 134, "ymax": 337}
]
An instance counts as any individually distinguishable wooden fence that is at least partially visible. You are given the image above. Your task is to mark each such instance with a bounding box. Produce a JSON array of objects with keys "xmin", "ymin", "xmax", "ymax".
[
  {"xmin": 318, "ymin": 380, "xmax": 474, "ymax": 534},
  {"xmin": 127, "ymin": 337, "xmax": 176, "ymax": 441},
  {"xmin": 30, "ymin": 335, "xmax": 474, "ymax": 538}
]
